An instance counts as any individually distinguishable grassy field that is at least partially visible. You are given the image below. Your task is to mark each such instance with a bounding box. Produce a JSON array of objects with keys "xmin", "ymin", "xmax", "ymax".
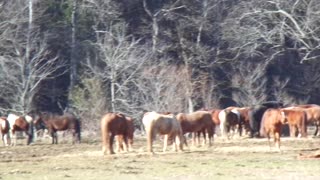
[{"xmin": 0, "ymin": 134, "xmax": 320, "ymax": 180}]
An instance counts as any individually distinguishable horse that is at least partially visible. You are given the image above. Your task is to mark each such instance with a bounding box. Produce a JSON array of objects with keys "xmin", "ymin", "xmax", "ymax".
[
  {"xmin": 219, "ymin": 108, "xmax": 239, "ymax": 139},
  {"xmin": 249, "ymin": 101, "xmax": 283, "ymax": 138},
  {"xmin": 101, "ymin": 112, "xmax": 129, "ymax": 155},
  {"xmin": 176, "ymin": 111, "xmax": 214, "ymax": 147},
  {"xmin": 259, "ymin": 108, "xmax": 286, "ymax": 151},
  {"xmin": 142, "ymin": 111, "xmax": 183, "ymax": 154},
  {"xmin": 7, "ymin": 114, "xmax": 33, "ymax": 146},
  {"xmin": 33, "ymin": 112, "xmax": 81, "ymax": 144},
  {"xmin": 115, "ymin": 116, "xmax": 134, "ymax": 152},
  {"xmin": 295, "ymin": 104, "xmax": 320, "ymax": 136},
  {"xmin": 281, "ymin": 108, "xmax": 307, "ymax": 138},
  {"xmin": 0, "ymin": 117, "xmax": 10, "ymax": 146},
  {"xmin": 233, "ymin": 107, "xmax": 251, "ymax": 136}
]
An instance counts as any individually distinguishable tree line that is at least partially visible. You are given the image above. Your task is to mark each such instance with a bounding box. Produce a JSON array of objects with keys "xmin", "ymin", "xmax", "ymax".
[{"xmin": 0, "ymin": 0, "xmax": 319, "ymax": 130}]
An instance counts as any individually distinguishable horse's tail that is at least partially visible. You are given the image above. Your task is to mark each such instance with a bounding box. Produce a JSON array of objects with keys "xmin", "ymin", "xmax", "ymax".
[
  {"xmin": 259, "ymin": 117, "xmax": 266, "ymax": 138},
  {"xmin": 101, "ymin": 117, "xmax": 109, "ymax": 155},
  {"xmin": 301, "ymin": 111, "xmax": 307, "ymax": 137}
]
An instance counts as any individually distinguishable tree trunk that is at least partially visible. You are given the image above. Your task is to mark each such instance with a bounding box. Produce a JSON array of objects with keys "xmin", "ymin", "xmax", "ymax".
[{"xmin": 69, "ymin": 0, "xmax": 78, "ymax": 100}]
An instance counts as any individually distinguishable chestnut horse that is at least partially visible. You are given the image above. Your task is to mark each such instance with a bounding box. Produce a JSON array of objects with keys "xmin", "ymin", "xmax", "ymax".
[
  {"xmin": 116, "ymin": 116, "xmax": 135, "ymax": 152},
  {"xmin": 176, "ymin": 111, "xmax": 214, "ymax": 147},
  {"xmin": 249, "ymin": 101, "xmax": 283, "ymax": 138},
  {"xmin": 0, "ymin": 117, "xmax": 10, "ymax": 146},
  {"xmin": 281, "ymin": 108, "xmax": 307, "ymax": 138},
  {"xmin": 142, "ymin": 111, "xmax": 183, "ymax": 154},
  {"xmin": 259, "ymin": 108, "xmax": 286, "ymax": 150},
  {"xmin": 33, "ymin": 112, "xmax": 81, "ymax": 144},
  {"xmin": 101, "ymin": 113, "xmax": 129, "ymax": 155},
  {"xmin": 7, "ymin": 114, "xmax": 33, "ymax": 146},
  {"xmin": 296, "ymin": 104, "xmax": 320, "ymax": 136}
]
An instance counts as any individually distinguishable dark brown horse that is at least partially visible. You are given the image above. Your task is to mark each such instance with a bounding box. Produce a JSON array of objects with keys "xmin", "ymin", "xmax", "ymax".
[
  {"xmin": 7, "ymin": 114, "xmax": 33, "ymax": 146},
  {"xmin": 0, "ymin": 117, "xmax": 10, "ymax": 146},
  {"xmin": 219, "ymin": 108, "xmax": 239, "ymax": 139},
  {"xmin": 116, "ymin": 116, "xmax": 135, "ymax": 152},
  {"xmin": 101, "ymin": 113, "xmax": 129, "ymax": 155},
  {"xmin": 33, "ymin": 112, "xmax": 81, "ymax": 144},
  {"xmin": 259, "ymin": 108, "xmax": 286, "ymax": 151}
]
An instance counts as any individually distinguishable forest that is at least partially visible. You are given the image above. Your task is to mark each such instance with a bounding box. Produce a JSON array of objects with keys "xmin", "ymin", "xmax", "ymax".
[{"xmin": 0, "ymin": 0, "xmax": 320, "ymax": 130}]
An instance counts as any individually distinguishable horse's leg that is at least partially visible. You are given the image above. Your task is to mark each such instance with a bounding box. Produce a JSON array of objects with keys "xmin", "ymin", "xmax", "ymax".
[
  {"xmin": 177, "ymin": 133, "xmax": 183, "ymax": 151},
  {"xmin": 122, "ymin": 134, "xmax": 128, "ymax": 152},
  {"xmin": 146, "ymin": 127, "xmax": 154, "ymax": 154},
  {"xmin": 313, "ymin": 122, "xmax": 319, "ymax": 136},
  {"xmin": 1, "ymin": 134, "xmax": 4, "ymax": 146},
  {"xmin": 207, "ymin": 127, "xmax": 213, "ymax": 147},
  {"xmin": 163, "ymin": 134, "xmax": 168, "ymax": 152},
  {"xmin": 191, "ymin": 133, "xmax": 196, "ymax": 147},
  {"xmin": 109, "ymin": 134, "xmax": 115, "ymax": 154},
  {"xmin": 115, "ymin": 135, "xmax": 121, "ymax": 152},
  {"xmin": 10, "ymin": 130, "xmax": 16, "ymax": 146},
  {"xmin": 275, "ymin": 131, "xmax": 281, "ymax": 151},
  {"xmin": 267, "ymin": 131, "xmax": 271, "ymax": 151}
]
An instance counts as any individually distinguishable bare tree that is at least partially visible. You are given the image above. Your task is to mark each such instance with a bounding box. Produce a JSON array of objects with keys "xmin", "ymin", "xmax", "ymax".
[
  {"xmin": 231, "ymin": 60, "xmax": 269, "ymax": 107},
  {"xmin": 0, "ymin": 1, "xmax": 66, "ymax": 114},
  {"xmin": 142, "ymin": 0, "xmax": 185, "ymax": 53},
  {"xmin": 222, "ymin": 0, "xmax": 320, "ymax": 63},
  {"xmin": 136, "ymin": 62, "xmax": 190, "ymax": 113},
  {"xmin": 84, "ymin": 24, "xmax": 151, "ymax": 113}
]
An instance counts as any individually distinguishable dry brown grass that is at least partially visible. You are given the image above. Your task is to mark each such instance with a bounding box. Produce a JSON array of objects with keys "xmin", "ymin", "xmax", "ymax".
[{"xmin": 1, "ymin": 133, "xmax": 320, "ymax": 180}]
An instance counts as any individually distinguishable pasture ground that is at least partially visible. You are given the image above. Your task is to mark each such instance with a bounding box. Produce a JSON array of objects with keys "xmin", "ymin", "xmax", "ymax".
[{"xmin": 1, "ymin": 133, "xmax": 320, "ymax": 180}]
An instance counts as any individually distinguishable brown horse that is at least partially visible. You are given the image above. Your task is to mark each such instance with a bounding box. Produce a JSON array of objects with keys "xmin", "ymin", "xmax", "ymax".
[
  {"xmin": 176, "ymin": 111, "xmax": 214, "ymax": 147},
  {"xmin": 259, "ymin": 109, "xmax": 286, "ymax": 150},
  {"xmin": 295, "ymin": 104, "xmax": 320, "ymax": 136},
  {"xmin": 116, "ymin": 116, "xmax": 134, "ymax": 152},
  {"xmin": 7, "ymin": 114, "xmax": 33, "ymax": 146},
  {"xmin": 33, "ymin": 112, "xmax": 81, "ymax": 144},
  {"xmin": 281, "ymin": 108, "xmax": 307, "ymax": 138},
  {"xmin": 101, "ymin": 113, "xmax": 129, "ymax": 155},
  {"xmin": 142, "ymin": 111, "xmax": 183, "ymax": 154},
  {"xmin": 0, "ymin": 117, "xmax": 10, "ymax": 146}
]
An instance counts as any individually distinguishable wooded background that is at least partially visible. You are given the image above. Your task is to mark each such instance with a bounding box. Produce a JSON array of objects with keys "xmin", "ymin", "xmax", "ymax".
[{"xmin": 1, "ymin": 0, "xmax": 319, "ymax": 130}]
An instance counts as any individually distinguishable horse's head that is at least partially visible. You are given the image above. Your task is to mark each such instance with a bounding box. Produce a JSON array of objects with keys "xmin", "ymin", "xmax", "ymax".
[{"xmin": 280, "ymin": 110, "xmax": 288, "ymax": 124}]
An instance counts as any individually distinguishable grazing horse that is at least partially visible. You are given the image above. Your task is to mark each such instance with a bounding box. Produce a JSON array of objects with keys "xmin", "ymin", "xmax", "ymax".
[
  {"xmin": 295, "ymin": 104, "xmax": 320, "ymax": 136},
  {"xmin": 281, "ymin": 108, "xmax": 307, "ymax": 138},
  {"xmin": 176, "ymin": 111, "xmax": 214, "ymax": 147},
  {"xmin": 259, "ymin": 108, "xmax": 286, "ymax": 150},
  {"xmin": 249, "ymin": 101, "xmax": 283, "ymax": 138},
  {"xmin": 33, "ymin": 112, "xmax": 81, "ymax": 144},
  {"xmin": 116, "ymin": 116, "xmax": 135, "ymax": 152},
  {"xmin": 142, "ymin": 111, "xmax": 183, "ymax": 154},
  {"xmin": 7, "ymin": 114, "xmax": 33, "ymax": 146},
  {"xmin": 219, "ymin": 109, "xmax": 239, "ymax": 139},
  {"xmin": 0, "ymin": 117, "xmax": 10, "ymax": 146},
  {"xmin": 101, "ymin": 113, "xmax": 129, "ymax": 155}
]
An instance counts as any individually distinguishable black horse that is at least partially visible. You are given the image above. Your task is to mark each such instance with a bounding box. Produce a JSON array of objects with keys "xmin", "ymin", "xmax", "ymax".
[{"xmin": 248, "ymin": 101, "xmax": 283, "ymax": 138}]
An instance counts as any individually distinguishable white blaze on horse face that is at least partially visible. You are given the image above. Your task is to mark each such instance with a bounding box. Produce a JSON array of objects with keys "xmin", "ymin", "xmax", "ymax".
[
  {"xmin": 7, "ymin": 114, "xmax": 19, "ymax": 129},
  {"xmin": 25, "ymin": 115, "xmax": 33, "ymax": 123},
  {"xmin": 280, "ymin": 111, "xmax": 287, "ymax": 123}
]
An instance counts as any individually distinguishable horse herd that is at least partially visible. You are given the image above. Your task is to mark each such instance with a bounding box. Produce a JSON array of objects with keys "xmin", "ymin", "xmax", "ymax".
[
  {"xmin": 1, "ymin": 102, "xmax": 320, "ymax": 156},
  {"xmin": 100, "ymin": 102, "xmax": 320, "ymax": 155}
]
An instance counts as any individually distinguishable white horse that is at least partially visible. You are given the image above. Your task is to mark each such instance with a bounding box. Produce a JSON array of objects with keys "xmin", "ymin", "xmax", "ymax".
[{"xmin": 142, "ymin": 111, "xmax": 183, "ymax": 154}]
